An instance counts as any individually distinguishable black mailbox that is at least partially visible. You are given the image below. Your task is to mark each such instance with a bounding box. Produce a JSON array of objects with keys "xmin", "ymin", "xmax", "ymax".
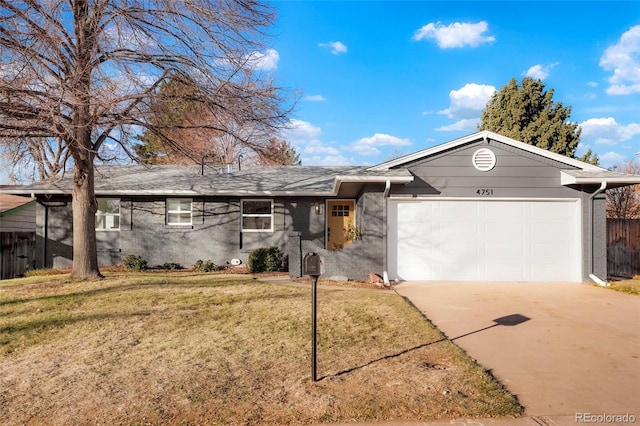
[{"xmin": 303, "ymin": 252, "xmax": 322, "ymax": 277}]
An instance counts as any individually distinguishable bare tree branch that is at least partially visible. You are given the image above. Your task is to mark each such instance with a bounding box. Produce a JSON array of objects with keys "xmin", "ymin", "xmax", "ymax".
[{"xmin": 0, "ymin": 0, "xmax": 292, "ymax": 279}]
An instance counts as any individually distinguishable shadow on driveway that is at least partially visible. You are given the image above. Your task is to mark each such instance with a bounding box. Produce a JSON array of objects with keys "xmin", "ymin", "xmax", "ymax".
[{"xmin": 394, "ymin": 281, "xmax": 640, "ymax": 417}]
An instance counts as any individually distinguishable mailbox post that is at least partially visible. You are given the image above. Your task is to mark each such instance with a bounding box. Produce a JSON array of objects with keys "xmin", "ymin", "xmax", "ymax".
[{"xmin": 303, "ymin": 252, "xmax": 322, "ymax": 382}]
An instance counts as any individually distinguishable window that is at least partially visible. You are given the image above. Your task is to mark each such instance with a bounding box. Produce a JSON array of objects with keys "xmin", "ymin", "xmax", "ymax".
[
  {"xmin": 331, "ymin": 204, "xmax": 350, "ymax": 217},
  {"xmin": 95, "ymin": 198, "xmax": 120, "ymax": 230},
  {"xmin": 242, "ymin": 199, "xmax": 273, "ymax": 232},
  {"xmin": 167, "ymin": 198, "xmax": 192, "ymax": 225}
]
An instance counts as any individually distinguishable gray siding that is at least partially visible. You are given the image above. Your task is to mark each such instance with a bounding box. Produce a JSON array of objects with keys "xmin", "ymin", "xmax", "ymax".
[
  {"xmin": 0, "ymin": 203, "xmax": 36, "ymax": 232},
  {"xmin": 119, "ymin": 197, "xmax": 295, "ymax": 268},
  {"xmin": 289, "ymin": 185, "xmax": 386, "ymax": 281},
  {"xmin": 392, "ymin": 140, "xmax": 580, "ymax": 198},
  {"xmin": 36, "ymin": 196, "xmax": 334, "ymax": 271},
  {"xmin": 36, "ymin": 200, "xmax": 73, "ymax": 269},
  {"xmin": 581, "ymin": 190, "xmax": 607, "ymax": 279}
]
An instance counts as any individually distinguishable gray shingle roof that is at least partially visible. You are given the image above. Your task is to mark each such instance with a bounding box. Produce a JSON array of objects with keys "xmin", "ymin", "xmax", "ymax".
[{"xmin": 3, "ymin": 165, "xmax": 413, "ymax": 196}]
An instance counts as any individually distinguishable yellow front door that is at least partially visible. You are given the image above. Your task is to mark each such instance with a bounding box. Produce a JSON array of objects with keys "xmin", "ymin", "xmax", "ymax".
[{"xmin": 326, "ymin": 200, "xmax": 355, "ymax": 250}]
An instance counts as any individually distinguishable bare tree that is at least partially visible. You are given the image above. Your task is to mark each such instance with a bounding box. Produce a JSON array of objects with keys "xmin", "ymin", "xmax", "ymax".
[
  {"xmin": 607, "ymin": 160, "xmax": 640, "ymax": 219},
  {"xmin": 0, "ymin": 137, "xmax": 70, "ymax": 182},
  {"xmin": 0, "ymin": 0, "xmax": 291, "ymax": 279}
]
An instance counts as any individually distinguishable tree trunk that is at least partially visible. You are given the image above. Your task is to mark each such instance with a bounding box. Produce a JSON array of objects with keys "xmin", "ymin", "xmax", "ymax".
[{"xmin": 70, "ymin": 157, "xmax": 102, "ymax": 280}]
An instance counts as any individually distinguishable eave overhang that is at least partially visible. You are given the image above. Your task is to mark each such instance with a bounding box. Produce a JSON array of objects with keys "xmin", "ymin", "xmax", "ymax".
[
  {"xmin": 0, "ymin": 174, "xmax": 414, "ymax": 198},
  {"xmin": 561, "ymin": 170, "xmax": 640, "ymax": 187}
]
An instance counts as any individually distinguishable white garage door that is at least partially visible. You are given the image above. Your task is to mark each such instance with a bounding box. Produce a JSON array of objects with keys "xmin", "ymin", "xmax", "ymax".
[{"xmin": 388, "ymin": 199, "xmax": 582, "ymax": 282}]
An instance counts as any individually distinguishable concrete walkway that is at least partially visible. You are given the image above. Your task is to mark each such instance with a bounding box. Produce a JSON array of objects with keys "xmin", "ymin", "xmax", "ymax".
[{"xmin": 394, "ymin": 281, "xmax": 640, "ymax": 420}]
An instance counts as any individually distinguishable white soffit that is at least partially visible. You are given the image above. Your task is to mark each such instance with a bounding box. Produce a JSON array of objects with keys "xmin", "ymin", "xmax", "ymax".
[{"xmin": 560, "ymin": 170, "xmax": 640, "ymax": 186}]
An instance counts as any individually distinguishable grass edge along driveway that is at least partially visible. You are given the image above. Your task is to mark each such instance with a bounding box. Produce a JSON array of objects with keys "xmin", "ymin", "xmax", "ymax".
[{"xmin": 0, "ymin": 272, "xmax": 522, "ymax": 425}]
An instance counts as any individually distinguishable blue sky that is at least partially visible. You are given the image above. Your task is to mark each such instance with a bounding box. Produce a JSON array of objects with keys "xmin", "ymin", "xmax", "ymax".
[{"xmin": 263, "ymin": 1, "xmax": 640, "ymax": 168}]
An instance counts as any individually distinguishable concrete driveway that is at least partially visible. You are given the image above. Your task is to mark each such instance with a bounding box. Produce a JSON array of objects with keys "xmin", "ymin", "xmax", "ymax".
[{"xmin": 394, "ymin": 281, "xmax": 640, "ymax": 417}]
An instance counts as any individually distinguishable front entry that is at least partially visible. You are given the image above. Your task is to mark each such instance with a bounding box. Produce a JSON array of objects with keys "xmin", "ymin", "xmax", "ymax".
[{"xmin": 326, "ymin": 200, "xmax": 355, "ymax": 251}]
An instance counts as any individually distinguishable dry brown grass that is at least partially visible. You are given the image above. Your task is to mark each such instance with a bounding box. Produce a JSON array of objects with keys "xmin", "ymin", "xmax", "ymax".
[
  {"xmin": 607, "ymin": 275, "xmax": 640, "ymax": 295},
  {"xmin": 0, "ymin": 272, "xmax": 522, "ymax": 425}
]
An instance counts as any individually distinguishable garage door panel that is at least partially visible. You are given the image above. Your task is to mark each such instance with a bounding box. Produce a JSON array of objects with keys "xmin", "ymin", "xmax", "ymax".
[
  {"xmin": 390, "ymin": 199, "xmax": 581, "ymax": 282},
  {"xmin": 485, "ymin": 222, "xmax": 524, "ymax": 241}
]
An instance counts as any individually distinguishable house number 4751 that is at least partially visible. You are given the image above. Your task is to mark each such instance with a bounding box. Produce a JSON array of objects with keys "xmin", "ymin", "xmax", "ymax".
[{"xmin": 476, "ymin": 189, "xmax": 494, "ymax": 195}]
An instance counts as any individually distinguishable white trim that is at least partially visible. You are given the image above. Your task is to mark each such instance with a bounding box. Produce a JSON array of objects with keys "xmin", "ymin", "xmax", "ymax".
[
  {"xmin": 387, "ymin": 197, "xmax": 582, "ymax": 282},
  {"xmin": 389, "ymin": 195, "xmax": 580, "ymax": 202},
  {"xmin": 241, "ymin": 199, "xmax": 274, "ymax": 232},
  {"xmin": 370, "ymin": 130, "xmax": 605, "ymax": 172},
  {"xmin": 331, "ymin": 175, "xmax": 413, "ymax": 195},
  {"xmin": 95, "ymin": 198, "xmax": 120, "ymax": 231},
  {"xmin": 166, "ymin": 198, "xmax": 193, "ymax": 226},
  {"xmin": 561, "ymin": 170, "xmax": 640, "ymax": 185}
]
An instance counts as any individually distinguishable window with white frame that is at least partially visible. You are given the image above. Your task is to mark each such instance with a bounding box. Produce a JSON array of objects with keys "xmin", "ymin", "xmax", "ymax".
[
  {"xmin": 95, "ymin": 198, "xmax": 120, "ymax": 230},
  {"xmin": 166, "ymin": 198, "xmax": 192, "ymax": 225},
  {"xmin": 241, "ymin": 199, "xmax": 273, "ymax": 232}
]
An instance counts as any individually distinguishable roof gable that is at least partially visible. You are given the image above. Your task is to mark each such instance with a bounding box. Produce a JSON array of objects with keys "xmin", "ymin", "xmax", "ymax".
[{"xmin": 369, "ymin": 131, "xmax": 605, "ymax": 172}]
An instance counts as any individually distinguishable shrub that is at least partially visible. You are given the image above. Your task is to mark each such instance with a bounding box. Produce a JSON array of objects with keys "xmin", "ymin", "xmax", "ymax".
[
  {"xmin": 161, "ymin": 262, "xmax": 183, "ymax": 270},
  {"xmin": 248, "ymin": 247, "xmax": 285, "ymax": 273},
  {"xmin": 122, "ymin": 254, "xmax": 148, "ymax": 272},
  {"xmin": 193, "ymin": 259, "xmax": 215, "ymax": 273}
]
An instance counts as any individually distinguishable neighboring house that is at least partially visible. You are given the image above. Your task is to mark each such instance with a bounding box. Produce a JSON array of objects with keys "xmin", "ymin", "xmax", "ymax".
[
  {"xmin": 0, "ymin": 194, "xmax": 36, "ymax": 279},
  {"xmin": 2, "ymin": 131, "xmax": 640, "ymax": 282}
]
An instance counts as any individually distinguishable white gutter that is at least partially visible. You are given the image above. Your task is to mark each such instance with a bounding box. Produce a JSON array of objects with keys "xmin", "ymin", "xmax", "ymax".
[
  {"xmin": 382, "ymin": 179, "xmax": 392, "ymax": 286},
  {"xmin": 589, "ymin": 181, "xmax": 609, "ymax": 287}
]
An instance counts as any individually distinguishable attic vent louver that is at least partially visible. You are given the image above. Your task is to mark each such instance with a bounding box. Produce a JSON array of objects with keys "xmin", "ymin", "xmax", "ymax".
[{"xmin": 472, "ymin": 148, "xmax": 496, "ymax": 172}]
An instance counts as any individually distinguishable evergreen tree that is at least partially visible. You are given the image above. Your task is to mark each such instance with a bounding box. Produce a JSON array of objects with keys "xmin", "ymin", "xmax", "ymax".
[
  {"xmin": 479, "ymin": 77, "xmax": 598, "ymax": 165},
  {"xmin": 135, "ymin": 77, "xmax": 300, "ymax": 166}
]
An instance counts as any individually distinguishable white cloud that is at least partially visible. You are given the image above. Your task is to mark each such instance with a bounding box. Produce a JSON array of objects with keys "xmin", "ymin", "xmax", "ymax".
[
  {"xmin": 318, "ymin": 41, "xmax": 348, "ymax": 55},
  {"xmin": 586, "ymin": 81, "xmax": 599, "ymax": 88},
  {"xmin": 244, "ymin": 49, "xmax": 279, "ymax": 71},
  {"xmin": 436, "ymin": 118, "xmax": 480, "ymax": 132},
  {"xmin": 281, "ymin": 119, "xmax": 321, "ymax": 143},
  {"xmin": 304, "ymin": 94, "xmax": 326, "ymax": 102},
  {"xmin": 600, "ymin": 25, "xmax": 640, "ymax": 95},
  {"xmin": 350, "ymin": 133, "xmax": 412, "ymax": 156},
  {"xmin": 303, "ymin": 139, "xmax": 340, "ymax": 156},
  {"xmin": 438, "ymin": 83, "xmax": 496, "ymax": 119},
  {"xmin": 413, "ymin": 21, "xmax": 495, "ymax": 48},
  {"xmin": 579, "ymin": 117, "xmax": 640, "ymax": 146},
  {"xmin": 305, "ymin": 154, "xmax": 352, "ymax": 166},
  {"xmin": 279, "ymin": 119, "xmax": 354, "ymax": 165},
  {"xmin": 303, "ymin": 140, "xmax": 350, "ymax": 165},
  {"xmin": 599, "ymin": 151, "xmax": 628, "ymax": 168},
  {"xmin": 524, "ymin": 62, "xmax": 559, "ymax": 80}
]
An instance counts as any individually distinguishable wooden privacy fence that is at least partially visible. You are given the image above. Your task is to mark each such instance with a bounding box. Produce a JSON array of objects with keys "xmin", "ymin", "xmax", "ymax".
[
  {"xmin": 607, "ymin": 219, "xmax": 640, "ymax": 278},
  {"xmin": 1, "ymin": 232, "xmax": 36, "ymax": 280}
]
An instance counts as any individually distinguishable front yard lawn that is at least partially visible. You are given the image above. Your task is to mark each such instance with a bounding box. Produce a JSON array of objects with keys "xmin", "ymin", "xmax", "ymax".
[{"xmin": 0, "ymin": 272, "xmax": 522, "ymax": 425}]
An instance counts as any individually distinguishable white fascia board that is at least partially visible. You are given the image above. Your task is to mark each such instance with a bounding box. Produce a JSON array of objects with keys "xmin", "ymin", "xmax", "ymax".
[
  {"xmin": 331, "ymin": 175, "xmax": 414, "ymax": 194},
  {"xmin": 369, "ymin": 132, "xmax": 487, "ymax": 171},
  {"xmin": 488, "ymin": 132, "xmax": 604, "ymax": 172},
  {"xmin": 560, "ymin": 171, "xmax": 640, "ymax": 185},
  {"xmin": 0, "ymin": 188, "xmax": 68, "ymax": 195},
  {"xmin": 370, "ymin": 130, "xmax": 605, "ymax": 172}
]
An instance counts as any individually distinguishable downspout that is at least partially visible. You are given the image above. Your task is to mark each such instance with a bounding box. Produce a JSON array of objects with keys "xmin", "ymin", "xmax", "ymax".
[
  {"xmin": 382, "ymin": 179, "xmax": 391, "ymax": 285},
  {"xmin": 589, "ymin": 181, "xmax": 609, "ymax": 286}
]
